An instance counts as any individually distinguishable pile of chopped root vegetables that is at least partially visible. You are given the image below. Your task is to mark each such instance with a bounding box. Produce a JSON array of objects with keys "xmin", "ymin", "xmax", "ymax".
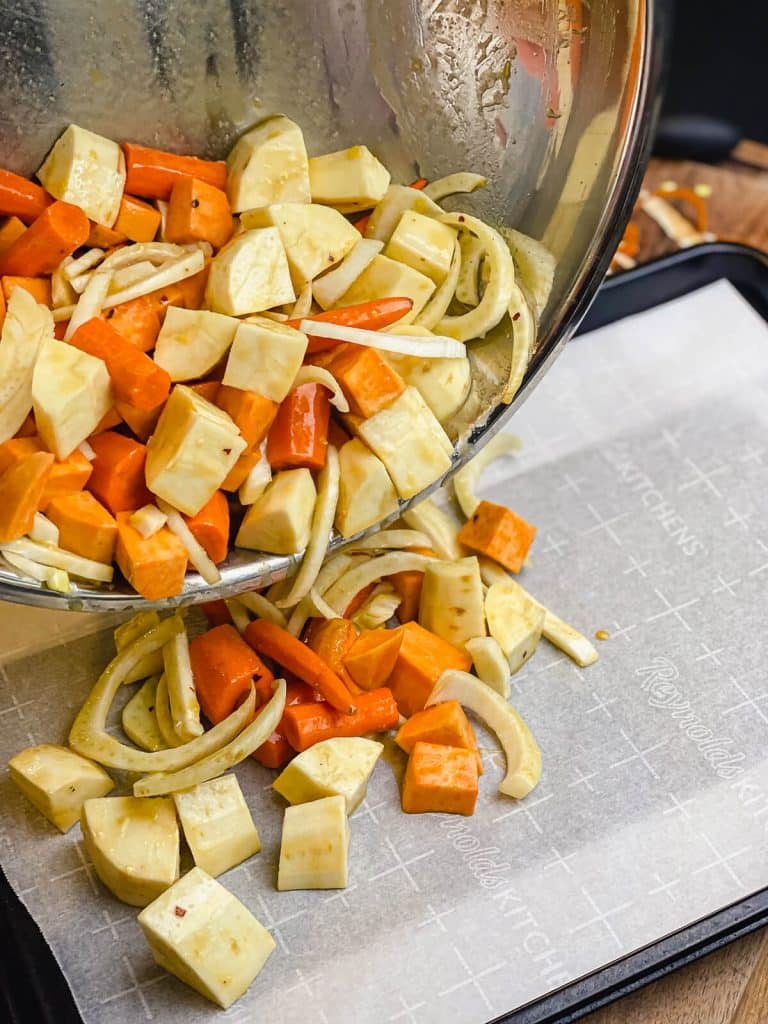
[
  {"xmin": 9, "ymin": 438, "xmax": 599, "ymax": 1009},
  {"xmin": 0, "ymin": 114, "xmax": 555, "ymax": 600}
]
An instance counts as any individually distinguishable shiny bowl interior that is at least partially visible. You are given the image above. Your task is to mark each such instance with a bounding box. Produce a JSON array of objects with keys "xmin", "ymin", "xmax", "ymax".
[{"xmin": 0, "ymin": 0, "xmax": 662, "ymax": 611}]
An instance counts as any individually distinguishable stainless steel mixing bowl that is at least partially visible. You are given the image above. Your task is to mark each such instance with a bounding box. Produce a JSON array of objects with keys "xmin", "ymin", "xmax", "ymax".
[{"xmin": 0, "ymin": 0, "xmax": 664, "ymax": 611}]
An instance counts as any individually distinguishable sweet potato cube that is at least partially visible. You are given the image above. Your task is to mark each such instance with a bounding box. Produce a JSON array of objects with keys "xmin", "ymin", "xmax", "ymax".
[
  {"xmin": 457, "ymin": 500, "xmax": 536, "ymax": 573},
  {"xmin": 115, "ymin": 512, "xmax": 188, "ymax": 600},
  {"xmin": 395, "ymin": 700, "xmax": 483, "ymax": 774},
  {"xmin": 329, "ymin": 346, "xmax": 406, "ymax": 418},
  {"xmin": 0, "ymin": 451, "xmax": 54, "ymax": 542},
  {"xmin": 46, "ymin": 491, "xmax": 118, "ymax": 564},
  {"xmin": 401, "ymin": 742, "xmax": 478, "ymax": 816},
  {"xmin": 343, "ymin": 628, "xmax": 403, "ymax": 691},
  {"xmin": 387, "ymin": 621, "xmax": 472, "ymax": 718}
]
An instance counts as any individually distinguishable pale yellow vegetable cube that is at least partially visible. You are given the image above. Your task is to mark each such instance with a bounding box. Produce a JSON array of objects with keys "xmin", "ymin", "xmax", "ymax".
[
  {"xmin": 206, "ymin": 228, "xmax": 295, "ymax": 316},
  {"xmin": 337, "ymin": 254, "xmax": 435, "ymax": 322},
  {"xmin": 273, "ymin": 738, "xmax": 383, "ymax": 813},
  {"xmin": 241, "ymin": 203, "xmax": 359, "ymax": 288},
  {"xmin": 308, "ymin": 145, "xmax": 390, "ymax": 212},
  {"xmin": 485, "ymin": 579, "xmax": 545, "ymax": 674},
  {"xmin": 236, "ymin": 468, "xmax": 316, "ymax": 554},
  {"xmin": 32, "ymin": 337, "xmax": 112, "ymax": 459},
  {"xmin": 37, "ymin": 124, "xmax": 125, "ymax": 226},
  {"xmin": 385, "ymin": 210, "xmax": 457, "ymax": 284},
  {"xmin": 81, "ymin": 796, "xmax": 179, "ymax": 907},
  {"xmin": 227, "ymin": 115, "xmax": 310, "ymax": 213},
  {"xmin": 153, "ymin": 308, "xmax": 238, "ymax": 382},
  {"xmin": 138, "ymin": 867, "xmax": 275, "ymax": 1009},
  {"xmin": 173, "ymin": 776, "xmax": 261, "ymax": 878},
  {"xmin": 335, "ymin": 438, "xmax": 399, "ymax": 538},
  {"xmin": 146, "ymin": 385, "xmax": 246, "ymax": 516},
  {"xmin": 419, "ymin": 556, "xmax": 486, "ymax": 650},
  {"xmin": 382, "ymin": 346, "xmax": 471, "ymax": 424},
  {"xmin": 278, "ymin": 795, "xmax": 349, "ymax": 890},
  {"xmin": 9, "ymin": 744, "xmax": 113, "ymax": 833},
  {"xmin": 122, "ymin": 677, "xmax": 167, "ymax": 752},
  {"xmin": 222, "ymin": 317, "xmax": 307, "ymax": 402},
  {"xmin": 357, "ymin": 386, "xmax": 452, "ymax": 499},
  {"xmin": 365, "ymin": 184, "xmax": 443, "ymax": 243}
]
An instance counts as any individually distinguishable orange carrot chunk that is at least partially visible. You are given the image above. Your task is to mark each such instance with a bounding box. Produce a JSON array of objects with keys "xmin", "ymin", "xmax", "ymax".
[
  {"xmin": 200, "ymin": 599, "xmax": 234, "ymax": 628},
  {"xmin": 113, "ymin": 194, "xmax": 162, "ymax": 243},
  {"xmin": 266, "ymin": 382, "xmax": 331, "ymax": 472},
  {"xmin": 165, "ymin": 176, "xmax": 233, "ymax": 250},
  {"xmin": 220, "ymin": 447, "xmax": 261, "ymax": 493},
  {"xmin": 395, "ymin": 700, "xmax": 483, "ymax": 774},
  {"xmin": 104, "ymin": 295, "xmax": 162, "ymax": 353},
  {"xmin": 216, "ymin": 386, "xmax": 277, "ymax": 447},
  {"xmin": 87, "ymin": 222, "xmax": 128, "ymax": 248},
  {"xmin": 0, "ymin": 170, "xmax": 51, "ymax": 223},
  {"xmin": 388, "ymin": 545, "xmax": 436, "ymax": 624},
  {"xmin": 281, "ymin": 688, "xmax": 399, "ymax": 752},
  {"xmin": 0, "ymin": 200, "xmax": 89, "ymax": 277},
  {"xmin": 0, "ymin": 436, "xmax": 45, "ymax": 474},
  {"xmin": 244, "ymin": 618, "xmax": 357, "ymax": 714},
  {"xmin": 328, "ymin": 346, "xmax": 406, "ymax": 418},
  {"xmin": 306, "ymin": 617, "xmax": 362, "ymax": 697},
  {"xmin": 387, "ymin": 621, "xmax": 472, "ymax": 718},
  {"xmin": 0, "ymin": 216, "xmax": 27, "ymax": 254},
  {"xmin": 184, "ymin": 490, "xmax": 230, "ymax": 565},
  {"xmin": 147, "ymin": 265, "xmax": 209, "ymax": 320},
  {"xmin": 46, "ymin": 491, "xmax": 118, "ymax": 564},
  {"xmin": 457, "ymin": 500, "xmax": 537, "ymax": 573},
  {"xmin": 343, "ymin": 628, "xmax": 403, "ymax": 691},
  {"xmin": 70, "ymin": 318, "xmax": 171, "ymax": 411},
  {"xmin": 401, "ymin": 742, "xmax": 478, "ymax": 816},
  {"xmin": 123, "ymin": 143, "xmax": 227, "ymax": 200},
  {"xmin": 115, "ymin": 513, "xmax": 188, "ymax": 600},
  {"xmin": 2, "ymin": 276, "xmax": 52, "ymax": 307},
  {"xmin": 0, "ymin": 451, "xmax": 54, "ymax": 542},
  {"xmin": 114, "ymin": 400, "xmax": 162, "ymax": 442},
  {"xmin": 41, "ymin": 449, "xmax": 94, "ymax": 506},
  {"xmin": 189, "ymin": 624, "xmax": 274, "ymax": 725},
  {"xmin": 188, "ymin": 381, "xmax": 221, "ymax": 404},
  {"xmin": 87, "ymin": 431, "xmax": 153, "ymax": 514},
  {"xmin": 285, "ymin": 296, "xmax": 413, "ymax": 354},
  {"xmin": 253, "ymin": 730, "xmax": 295, "ymax": 770}
]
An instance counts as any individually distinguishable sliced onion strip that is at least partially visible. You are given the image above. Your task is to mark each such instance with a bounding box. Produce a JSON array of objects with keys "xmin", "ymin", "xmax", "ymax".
[
  {"xmin": 63, "ymin": 270, "xmax": 112, "ymax": 341},
  {"xmin": 453, "ymin": 432, "xmax": 522, "ymax": 518},
  {"xmin": 293, "ymin": 366, "xmax": 349, "ymax": 412},
  {"xmin": 423, "ymin": 172, "xmax": 488, "ymax": 202},
  {"xmin": 0, "ymin": 537, "xmax": 113, "ymax": 582},
  {"xmin": 415, "ymin": 238, "xmax": 462, "ymax": 330},
  {"xmin": 312, "ymin": 238, "xmax": 383, "ymax": 310},
  {"xmin": 156, "ymin": 499, "xmax": 221, "ymax": 585},
  {"xmin": 323, "ymin": 552, "xmax": 436, "ymax": 616},
  {"xmin": 341, "ymin": 529, "xmax": 432, "ymax": 553},
  {"xmin": 298, "ymin": 318, "xmax": 464, "ymax": 357},
  {"xmin": 500, "ymin": 282, "xmax": 536, "ymax": 404},
  {"xmin": 236, "ymin": 591, "xmax": 287, "ymax": 628}
]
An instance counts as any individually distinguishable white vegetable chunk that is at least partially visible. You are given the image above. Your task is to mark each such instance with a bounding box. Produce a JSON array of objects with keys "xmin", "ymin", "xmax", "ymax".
[
  {"xmin": 485, "ymin": 578, "xmax": 545, "ymax": 674},
  {"xmin": 37, "ymin": 124, "xmax": 125, "ymax": 226},
  {"xmin": 8, "ymin": 744, "xmax": 113, "ymax": 832},
  {"xmin": 385, "ymin": 210, "xmax": 457, "ymax": 284},
  {"xmin": 81, "ymin": 795, "xmax": 180, "ymax": 906},
  {"xmin": 236, "ymin": 468, "xmax": 316, "ymax": 554},
  {"xmin": 227, "ymin": 114, "xmax": 310, "ymax": 213},
  {"xmin": 173, "ymin": 776, "xmax": 261, "ymax": 877},
  {"xmin": 122, "ymin": 677, "xmax": 167, "ymax": 752},
  {"xmin": 465, "ymin": 636, "xmax": 511, "ymax": 698},
  {"xmin": 222, "ymin": 317, "xmax": 307, "ymax": 402},
  {"xmin": 0, "ymin": 288, "xmax": 52, "ymax": 444},
  {"xmin": 206, "ymin": 228, "xmax": 295, "ymax": 315},
  {"xmin": 277, "ymin": 795, "xmax": 350, "ymax": 890},
  {"xmin": 337, "ymin": 254, "xmax": 435, "ymax": 323},
  {"xmin": 382, "ymin": 343, "xmax": 471, "ymax": 425},
  {"xmin": 273, "ymin": 738, "xmax": 383, "ymax": 813},
  {"xmin": 335, "ymin": 438, "xmax": 399, "ymax": 538},
  {"xmin": 138, "ymin": 867, "xmax": 275, "ymax": 1009},
  {"xmin": 365, "ymin": 184, "xmax": 443, "ymax": 243},
  {"xmin": 308, "ymin": 145, "xmax": 390, "ymax": 212},
  {"xmin": 419, "ymin": 556, "xmax": 486, "ymax": 650},
  {"xmin": 153, "ymin": 308, "xmax": 238, "ymax": 382}
]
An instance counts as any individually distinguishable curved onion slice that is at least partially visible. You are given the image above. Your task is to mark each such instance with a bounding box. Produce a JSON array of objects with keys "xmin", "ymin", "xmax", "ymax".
[
  {"xmin": 63, "ymin": 269, "xmax": 112, "ymax": 341},
  {"xmin": 286, "ymin": 553, "xmax": 370, "ymax": 636},
  {"xmin": 323, "ymin": 552, "xmax": 436, "ymax": 616},
  {"xmin": 308, "ymin": 586, "xmax": 339, "ymax": 620},
  {"xmin": 1, "ymin": 550, "xmax": 70, "ymax": 593},
  {"xmin": 163, "ymin": 626, "xmax": 203, "ymax": 741},
  {"xmin": 500, "ymin": 283, "xmax": 536, "ymax": 404},
  {"xmin": 69, "ymin": 617, "xmax": 256, "ymax": 771},
  {"xmin": 436, "ymin": 213, "xmax": 515, "ymax": 342},
  {"xmin": 453, "ymin": 433, "xmax": 522, "ymax": 518},
  {"xmin": 290, "ymin": 283, "xmax": 313, "ymax": 319},
  {"xmin": 414, "ymin": 239, "xmax": 462, "ymax": 330},
  {"xmin": 313, "ymin": 238, "xmax": 383, "ymax": 310},
  {"xmin": 103, "ymin": 250, "xmax": 205, "ymax": 309},
  {"xmin": 276, "ymin": 445, "xmax": 340, "ymax": 608},
  {"xmin": 426, "ymin": 669, "xmax": 541, "ymax": 798},
  {"xmin": 134, "ymin": 679, "xmax": 287, "ymax": 797},
  {"xmin": 351, "ymin": 583, "xmax": 401, "ymax": 630},
  {"xmin": 341, "ymin": 529, "xmax": 432, "ymax": 553},
  {"xmin": 237, "ymin": 591, "xmax": 287, "ymax": 627},
  {"xmin": 293, "ymin": 366, "xmax": 349, "ymax": 412},
  {"xmin": 455, "ymin": 233, "xmax": 484, "ymax": 306},
  {"xmin": 154, "ymin": 673, "xmax": 183, "ymax": 747},
  {"xmin": 100, "ymin": 241, "xmax": 199, "ymax": 272},
  {"xmin": 156, "ymin": 499, "xmax": 220, "ymax": 584},
  {"xmin": 465, "ymin": 636, "xmax": 511, "ymax": 698},
  {"xmin": 0, "ymin": 288, "xmax": 52, "ymax": 443},
  {"xmin": 402, "ymin": 499, "xmax": 463, "ymax": 560},
  {"xmin": 298, "ymin": 318, "xmax": 464, "ymax": 358},
  {"xmin": 0, "ymin": 537, "xmax": 113, "ymax": 582},
  {"xmin": 499, "ymin": 227, "xmax": 556, "ymax": 324},
  {"xmin": 225, "ymin": 598, "xmax": 252, "ymax": 634},
  {"xmin": 64, "ymin": 247, "xmax": 105, "ymax": 282},
  {"xmin": 423, "ymin": 172, "xmax": 487, "ymax": 202}
]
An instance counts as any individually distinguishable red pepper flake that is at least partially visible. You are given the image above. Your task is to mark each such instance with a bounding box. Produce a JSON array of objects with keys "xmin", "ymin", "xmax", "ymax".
[
  {"xmin": 458, "ymin": 215, "xmax": 465, "ymax": 222},
  {"xmin": 512, "ymin": 312, "xmax": 521, "ymax": 321},
  {"xmin": 174, "ymin": 906, "xmax": 187, "ymax": 917}
]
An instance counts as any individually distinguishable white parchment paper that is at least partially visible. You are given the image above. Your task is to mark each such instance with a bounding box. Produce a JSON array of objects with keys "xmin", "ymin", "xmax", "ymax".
[{"xmin": 1, "ymin": 279, "xmax": 768, "ymax": 1024}]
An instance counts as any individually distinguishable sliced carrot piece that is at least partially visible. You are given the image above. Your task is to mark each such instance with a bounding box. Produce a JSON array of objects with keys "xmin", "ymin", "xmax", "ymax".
[
  {"xmin": 189, "ymin": 624, "xmax": 274, "ymax": 725},
  {"xmin": 285, "ymin": 296, "xmax": 413, "ymax": 354},
  {"xmin": 388, "ymin": 546, "xmax": 435, "ymax": 624},
  {"xmin": 387, "ymin": 621, "xmax": 472, "ymax": 718},
  {"xmin": 114, "ymin": 400, "xmax": 162, "ymax": 442},
  {"xmin": 2, "ymin": 276, "xmax": 52, "ymax": 306},
  {"xmin": 115, "ymin": 512, "xmax": 188, "ymax": 600},
  {"xmin": 123, "ymin": 143, "xmax": 227, "ymax": 200},
  {"xmin": 457, "ymin": 499, "xmax": 537, "ymax": 573},
  {"xmin": 328, "ymin": 346, "xmax": 406, "ymax": 418},
  {"xmin": 113, "ymin": 194, "xmax": 162, "ymax": 243},
  {"xmin": 0, "ymin": 436, "xmax": 44, "ymax": 474},
  {"xmin": 344, "ymin": 628, "xmax": 403, "ymax": 691},
  {"xmin": 87, "ymin": 431, "xmax": 153, "ymax": 514},
  {"xmin": 0, "ymin": 170, "xmax": 51, "ymax": 223},
  {"xmin": 0, "ymin": 216, "xmax": 27, "ymax": 255},
  {"xmin": 87, "ymin": 222, "xmax": 128, "ymax": 248},
  {"xmin": 147, "ymin": 265, "xmax": 209, "ymax": 320},
  {"xmin": 188, "ymin": 381, "xmax": 221, "ymax": 403},
  {"xmin": 46, "ymin": 491, "xmax": 118, "ymax": 564},
  {"xmin": 104, "ymin": 295, "xmax": 162, "ymax": 353},
  {"xmin": 200, "ymin": 599, "xmax": 233, "ymax": 628},
  {"xmin": 41, "ymin": 449, "xmax": 94, "ymax": 506},
  {"xmin": 70, "ymin": 318, "xmax": 171, "ymax": 411},
  {"xmin": 185, "ymin": 490, "xmax": 230, "ymax": 565},
  {"xmin": 253, "ymin": 730, "xmax": 295, "ymax": 769},
  {"xmin": 0, "ymin": 200, "xmax": 89, "ymax": 277},
  {"xmin": 265, "ymin": 382, "xmax": 331, "ymax": 472},
  {"xmin": 0, "ymin": 451, "xmax": 54, "ymax": 542},
  {"xmin": 216, "ymin": 386, "xmax": 278, "ymax": 447},
  {"xmin": 401, "ymin": 741, "xmax": 478, "ymax": 816},
  {"xmin": 221, "ymin": 447, "xmax": 261, "ymax": 492},
  {"xmin": 395, "ymin": 700, "xmax": 482, "ymax": 774},
  {"xmin": 165, "ymin": 176, "xmax": 232, "ymax": 249},
  {"xmin": 281, "ymin": 688, "xmax": 399, "ymax": 751}
]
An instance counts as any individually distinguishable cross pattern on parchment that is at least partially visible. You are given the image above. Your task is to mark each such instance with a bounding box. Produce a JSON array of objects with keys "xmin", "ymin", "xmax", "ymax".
[
  {"xmin": 677, "ymin": 456, "xmax": 728, "ymax": 498},
  {"xmin": 623, "ymin": 554, "xmax": 651, "ymax": 577},
  {"xmin": 493, "ymin": 792, "xmax": 554, "ymax": 829},
  {"xmin": 368, "ymin": 836, "xmax": 434, "ymax": 893},
  {"xmin": 49, "ymin": 840, "xmax": 100, "ymax": 897},
  {"xmin": 542, "ymin": 845, "xmax": 576, "ymax": 876},
  {"xmin": 610, "ymin": 730, "xmax": 669, "ymax": 780},
  {"xmin": 438, "ymin": 945, "xmax": 506, "ymax": 1013},
  {"xmin": 694, "ymin": 641, "xmax": 726, "ymax": 666},
  {"xmin": 581, "ymin": 504, "xmax": 631, "ymax": 547},
  {"xmin": 568, "ymin": 767, "xmax": 601, "ymax": 793},
  {"xmin": 98, "ymin": 955, "xmax": 166, "ymax": 1021},
  {"xmin": 721, "ymin": 674, "xmax": 768, "ymax": 725},
  {"xmin": 723, "ymin": 506, "xmax": 754, "ymax": 530},
  {"xmin": 388, "ymin": 992, "xmax": 427, "ymax": 1022},
  {"xmin": 648, "ymin": 871, "xmax": 681, "ymax": 903},
  {"xmin": 663, "ymin": 792, "xmax": 696, "ymax": 821},
  {"xmin": 583, "ymin": 690, "xmax": 618, "ymax": 720},
  {"xmin": 645, "ymin": 588, "xmax": 700, "ymax": 632},
  {"xmin": 568, "ymin": 886, "xmax": 634, "ymax": 951},
  {"xmin": 693, "ymin": 833, "xmax": 752, "ymax": 889},
  {"xmin": 417, "ymin": 902, "xmax": 456, "ymax": 933}
]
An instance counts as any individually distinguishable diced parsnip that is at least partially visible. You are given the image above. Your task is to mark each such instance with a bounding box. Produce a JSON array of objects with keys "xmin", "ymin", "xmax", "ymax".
[
  {"xmin": 335, "ymin": 438, "xmax": 399, "ymax": 538},
  {"xmin": 238, "ymin": 457, "xmax": 272, "ymax": 505},
  {"xmin": 173, "ymin": 776, "xmax": 261, "ymax": 877},
  {"xmin": 138, "ymin": 867, "xmax": 275, "ymax": 1009},
  {"xmin": 153, "ymin": 307, "xmax": 238, "ymax": 382},
  {"xmin": 357, "ymin": 386, "xmax": 452, "ymax": 499},
  {"xmin": 365, "ymin": 185, "xmax": 443, "ymax": 243},
  {"xmin": 145, "ymin": 385, "xmax": 246, "ymax": 516},
  {"xmin": 337, "ymin": 254, "xmax": 435, "ymax": 323},
  {"xmin": 37, "ymin": 124, "xmax": 125, "ymax": 226},
  {"xmin": 81, "ymin": 795, "xmax": 180, "ymax": 906},
  {"xmin": 163, "ymin": 626, "xmax": 203, "ymax": 742},
  {"xmin": 29, "ymin": 511, "xmax": 59, "ymax": 545},
  {"xmin": 241, "ymin": 203, "xmax": 359, "ymax": 289},
  {"xmin": 485, "ymin": 578, "xmax": 545, "ymax": 674},
  {"xmin": 308, "ymin": 145, "xmax": 390, "ymax": 212},
  {"xmin": 206, "ymin": 228, "xmax": 295, "ymax": 316},
  {"xmin": 31, "ymin": 337, "xmax": 112, "ymax": 459},
  {"xmin": 122, "ymin": 677, "xmax": 167, "ymax": 752},
  {"xmin": 273, "ymin": 737, "xmax": 383, "ymax": 813},
  {"xmin": 465, "ymin": 636, "xmax": 510, "ymax": 698},
  {"xmin": 226, "ymin": 114, "xmax": 310, "ymax": 213},
  {"xmin": 381, "ymin": 342, "xmax": 471, "ymax": 425},
  {"xmin": 9, "ymin": 744, "xmax": 113, "ymax": 833},
  {"xmin": 129, "ymin": 504, "xmax": 167, "ymax": 539},
  {"xmin": 235, "ymin": 468, "xmax": 316, "ymax": 554},
  {"xmin": 0, "ymin": 288, "xmax": 52, "ymax": 445},
  {"xmin": 222, "ymin": 317, "xmax": 307, "ymax": 402},
  {"xmin": 277, "ymin": 795, "xmax": 350, "ymax": 890},
  {"xmin": 419, "ymin": 556, "xmax": 485, "ymax": 650},
  {"xmin": 312, "ymin": 238, "xmax": 383, "ymax": 310},
  {"xmin": 384, "ymin": 210, "xmax": 457, "ymax": 284}
]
